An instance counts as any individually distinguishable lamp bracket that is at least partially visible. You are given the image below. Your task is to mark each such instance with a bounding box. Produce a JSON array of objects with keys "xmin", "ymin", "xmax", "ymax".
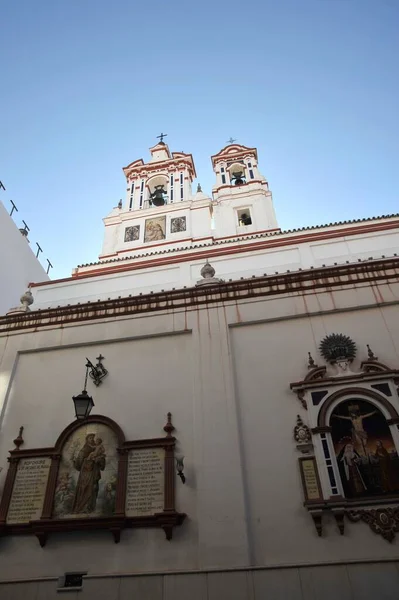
[{"xmin": 86, "ymin": 355, "xmax": 108, "ymax": 387}]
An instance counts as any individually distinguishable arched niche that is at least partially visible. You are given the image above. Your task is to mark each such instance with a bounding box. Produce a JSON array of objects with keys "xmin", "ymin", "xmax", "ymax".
[
  {"xmin": 53, "ymin": 416, "xmax": 125, "ymax": 520},
  {"xmin": 146, "ymin": 173, "xmax": 169, "ymax": 194},
  {"xmin": 328, "ymin": 397, "xmax": 399, "ymax": 499},
  {"xmin": 54, "ymin": 415, "xmax": 125, "ymax": 451},
  {"xmin": 226, "ymin": 161, "xmax": 247, "ymax": 185},
  {"xmin": 318, "ymin": 387, "xmax": 399, "ymax": 428}
]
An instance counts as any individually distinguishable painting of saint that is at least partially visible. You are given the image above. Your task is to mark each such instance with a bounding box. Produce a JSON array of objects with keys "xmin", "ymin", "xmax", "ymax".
[
  {"xmin": 336, "ymin": 443, "xmax": 367, "ymax": 496},
  {"xmin": 331, "ymin": 399, "xmax": 399, "ymax": 499},
  {"xmin": 72, "ymin": 434, "xmax": 106, "ymax": 514},
  {"xmin": 53, "ymin": 423, "xmax": 118, "ymax": 519},
  {"xmin": 144, "ymin": 216, "xmax": 166, "ymax": 243}
]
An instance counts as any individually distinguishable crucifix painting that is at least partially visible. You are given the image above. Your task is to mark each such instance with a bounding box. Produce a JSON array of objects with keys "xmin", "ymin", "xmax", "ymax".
[{"xmin": 331, "ymin": 399, "xmax": 399, "ymax": 499}]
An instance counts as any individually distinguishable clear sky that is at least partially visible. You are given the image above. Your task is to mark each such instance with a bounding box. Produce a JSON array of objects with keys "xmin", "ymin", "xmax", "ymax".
[{"xmin": 1, "ymin": 0, "xmax": 398, "ymax": 280}]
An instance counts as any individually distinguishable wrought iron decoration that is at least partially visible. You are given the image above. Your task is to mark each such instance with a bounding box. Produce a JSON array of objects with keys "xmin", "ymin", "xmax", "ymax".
[
  {"xmin": 87, "ymin": 355, "xmax": 108, "ymax": 387},
  {"xmin": 319, "ymin": 333, "xmax": 357, "ymax": 363}
]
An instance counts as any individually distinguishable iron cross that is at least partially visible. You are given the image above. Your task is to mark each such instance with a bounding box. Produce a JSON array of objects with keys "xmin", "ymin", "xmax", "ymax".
[
  {"xmin": 227, "ymin": 137, "xmax": 236, "ymax": 144},
  {"xmin": 157, "ymin": 132, "xmax": 168, "ymax": 143}
]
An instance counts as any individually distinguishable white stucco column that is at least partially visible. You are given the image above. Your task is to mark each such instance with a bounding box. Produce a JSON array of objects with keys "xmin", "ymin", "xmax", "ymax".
[{"xmin": 188, "ymin": 303, "xmax": 251, "ymax": 568}]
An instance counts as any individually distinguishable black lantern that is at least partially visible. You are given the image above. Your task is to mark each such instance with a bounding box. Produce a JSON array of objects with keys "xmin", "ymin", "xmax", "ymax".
[
  {"xmin": 72, "ymin": 389, "xmax": 94, "ymax": 420},
  {"xmin": 72, "ymin": 359, "xmax": 96, "ymax": 420}
]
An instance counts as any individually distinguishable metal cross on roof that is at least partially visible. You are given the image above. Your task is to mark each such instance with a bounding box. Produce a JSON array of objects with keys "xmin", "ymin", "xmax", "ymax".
[
  {"xmin": 226, "ymin": 137, "xmax": 237, "ymax": 144},
  {"xmin": 157, "ymin": 132, "xmax": 168, "ymax": 143}
]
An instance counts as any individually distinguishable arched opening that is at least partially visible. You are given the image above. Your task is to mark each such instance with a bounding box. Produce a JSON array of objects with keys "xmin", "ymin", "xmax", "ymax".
[
  {"xmin": 227, "ymin": 162, "xmax": 247, "ymax": 186},
  {"xmin": 146, "ymin": 174, "xmax": 169, "ymax": 207}
]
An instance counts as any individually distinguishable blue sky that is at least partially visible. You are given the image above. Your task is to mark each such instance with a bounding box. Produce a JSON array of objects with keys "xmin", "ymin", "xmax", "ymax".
[{"xmin": 1, "ymin": 0, "xmax": 398, "ymax": 280}]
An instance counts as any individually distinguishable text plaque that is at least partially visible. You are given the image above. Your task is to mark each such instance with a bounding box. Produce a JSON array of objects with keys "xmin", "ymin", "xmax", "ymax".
[
  {"xmin": 125, "ymin": 448, "xmax": 165, "ymax": 516},
  {"xmin": 6, "ymin": 457, "xmax": 51, "ymax": 524},
  {"xmin": 299, "ymin": 457, "xmax": 323, "ymax": 502}
]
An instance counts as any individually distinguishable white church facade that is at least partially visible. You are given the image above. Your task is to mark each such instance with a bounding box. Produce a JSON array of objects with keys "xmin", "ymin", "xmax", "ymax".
[{"xmin": 0, "ymin": 142, "xmax": 399, "ymax": 599}]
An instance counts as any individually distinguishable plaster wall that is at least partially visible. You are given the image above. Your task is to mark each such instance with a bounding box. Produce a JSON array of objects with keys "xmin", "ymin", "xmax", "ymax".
[
  {"xmin": 0, "ymin": 278, "xmax": 399, "ymax": 583},
  {"xmin": 0, "ymin": 201, "xmax": 49, "ymax": 314}
]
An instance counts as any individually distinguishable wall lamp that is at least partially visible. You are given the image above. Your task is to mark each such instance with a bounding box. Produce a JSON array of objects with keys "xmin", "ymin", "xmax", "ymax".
[
  {"xmin": 175, "ymin": 456, "xmax": 186, "ymax": 484},
  {"xmin": 72, "ymin": 355, "xmax": 109, "ymax": 419}
]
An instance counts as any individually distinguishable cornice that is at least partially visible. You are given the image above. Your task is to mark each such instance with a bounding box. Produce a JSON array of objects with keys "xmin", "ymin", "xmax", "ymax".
[{"xmin": 3, "ymin": 259, "xmax": 399, "ymax": 333}]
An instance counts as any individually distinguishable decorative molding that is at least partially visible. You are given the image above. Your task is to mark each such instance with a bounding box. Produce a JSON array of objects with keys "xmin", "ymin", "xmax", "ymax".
[
  {"xmin": 294, "ymin": 416, "xmax": 313, "ymax": 453},
  {"xmin": 195, "ymin": 261, "xmax": 223, "ymax": 287},
  {"xmin": 361, "ymin": 360, "xmax": 392, "ymax": 373},
  {"xmin": 170, "ymin": 217, "xmax": 186, "ymax": 234},
  {"xmin": 346, "ymin": 507, "xmax": 399, "ymax": 542},
  {"xmin": 5, "ymin": 259, "xmax": 399, "ymax": 333},
  {"xmin": 310, "ymin": 510, "xmax": 323, "ymax": 537},
  {"xmin": 6, "ymin": 290, "xmax": 34, "ymax": 316},
  {"xmin": 303, "ymin": 501, "xmax": 399, "ymax": 541},
  {"xmin": 307, "ymin": 352, "xmax": 318, "ymax": 369},
  {"xmin": 297, "ymin": 390, "xmax": 307, "ymax": 410},
  {"xmin": 317, "ymin": 387, "xmax": 399, "ymax": 428},
  {"xmin": 311, "ymin": 426, "xmax": 332, "ymax": 434},
  {"xmin": 124, "ymin": 225, "xmax": 140, "ymax": 242},
  {"xmin": 332, "ymin": 508, "xmax": 345, "ymax": 535},
  {"xmin": 304, "ymin": 366, "xmax": 327, "ymax": 382},
  {"xmin": 13, "ymin": 426, "xmax": 24, "ymax": 450},
  {"xmin": 319, "ymin": 333, "xmax": 356, "ymax": 364}
]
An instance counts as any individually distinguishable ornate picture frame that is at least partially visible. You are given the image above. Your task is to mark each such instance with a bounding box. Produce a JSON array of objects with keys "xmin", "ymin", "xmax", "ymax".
[{"xmin": 0, "ymin": 414, "xmax": 185, "ymax": 546}]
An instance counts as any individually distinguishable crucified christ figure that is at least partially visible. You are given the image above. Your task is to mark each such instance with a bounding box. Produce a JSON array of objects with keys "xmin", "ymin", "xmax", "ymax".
[{"xmin": 332, "ymin": 404, "xmax": 376, "ymax": 455}]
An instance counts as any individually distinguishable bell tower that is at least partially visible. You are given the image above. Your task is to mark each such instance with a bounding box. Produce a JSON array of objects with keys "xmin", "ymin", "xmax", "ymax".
[
  {"xmin": 211, "ymin": 143, "xmax": 279, "ymax": 239},
  {"xmin": 99, "ymin": 138, "xmax": 213, "ymax": 260},
  {"xmin": 123, "ymin": 136, "xmax": 196, "ymax": 211}
]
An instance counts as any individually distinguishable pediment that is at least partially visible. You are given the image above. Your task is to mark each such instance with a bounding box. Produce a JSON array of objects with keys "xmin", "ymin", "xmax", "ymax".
[{"xmin": 211, "ymin": 144, "xmax": 258, "ymax": 166}]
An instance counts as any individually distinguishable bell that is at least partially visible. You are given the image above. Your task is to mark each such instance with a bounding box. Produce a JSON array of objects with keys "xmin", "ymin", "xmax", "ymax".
[
  {"xmin": 232, "ymin": 171, "xmax": 244, "ymax": 186},
  {"xmin": 240, "ymin": 213, "xmax": 252, "ymax": 226},
  {"xmin": 151, "ymin": 185, "xmax": 166, "ymax": 207}
]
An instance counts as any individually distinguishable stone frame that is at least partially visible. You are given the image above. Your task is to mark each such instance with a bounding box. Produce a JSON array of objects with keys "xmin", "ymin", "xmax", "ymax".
[
  {"xmin": 0, "ymin": 413, "xmax": 185, "ymax": 546},
  {"xmin": 291, "ymin": 352, "xmax": 399, "ymax": 539}
]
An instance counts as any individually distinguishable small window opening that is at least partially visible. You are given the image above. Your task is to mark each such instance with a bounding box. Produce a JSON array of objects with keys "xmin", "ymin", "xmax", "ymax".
[
  {"xmin": 221, "ymin": 166, "xmax": 226, "ymax": 185},
  {"xmin": 129, "ymin": 182, "xmax": 134, "ymax": 209},
  {"xmin": 170, "ymin": 174, "xmax": 174, "ymax": 202},
  {"xmin": 139, "ymin": 179, "xmax": 145, "ymax": 209},
  {"xmin": 58, "ymin": 572, "xmax": 86, "ymax": 591},
  {"xmin": 65, "ymin": 574, "xmax": 83, "ymax": 588}
]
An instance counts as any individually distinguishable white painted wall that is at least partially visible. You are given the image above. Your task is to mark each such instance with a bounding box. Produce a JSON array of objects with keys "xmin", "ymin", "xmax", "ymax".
[
  {"xmin": 0, "ymin": 201, "xmax": 49, "ymax": 315},
  {"xmin": 0, "ymin": 275, "xmax": 399, "ymax": 584}
]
